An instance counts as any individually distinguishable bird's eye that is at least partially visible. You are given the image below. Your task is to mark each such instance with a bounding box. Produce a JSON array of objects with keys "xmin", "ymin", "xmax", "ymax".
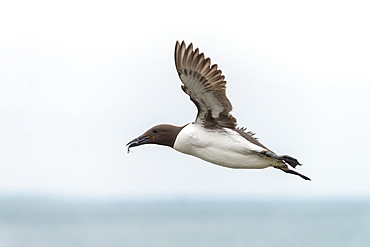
[{"xmin": 152, "ymin": 129, "xmax": 158, "ymax": 133}]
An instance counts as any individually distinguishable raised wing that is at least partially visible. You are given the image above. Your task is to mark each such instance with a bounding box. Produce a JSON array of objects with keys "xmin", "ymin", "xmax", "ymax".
[{"xmin": 174, "ymin": 41, "xmax": 237, "ymax": 129}]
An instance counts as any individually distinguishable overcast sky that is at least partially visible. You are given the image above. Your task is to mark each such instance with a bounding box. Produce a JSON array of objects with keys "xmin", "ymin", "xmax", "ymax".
[{"xmin": 1, "ymin": 0, "xmax": 370, "ymax": 199}]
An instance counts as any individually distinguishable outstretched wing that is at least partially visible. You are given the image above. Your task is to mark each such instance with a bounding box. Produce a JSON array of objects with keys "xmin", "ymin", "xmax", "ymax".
[{"xmin": 174, "ymin": 41, "xmax": 237, "ymax": 129}]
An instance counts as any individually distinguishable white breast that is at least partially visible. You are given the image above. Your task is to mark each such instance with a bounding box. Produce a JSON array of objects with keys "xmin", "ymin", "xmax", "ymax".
[{"xmin": 173, "ymin": 124, "xmax": 275, "ymax": 169}]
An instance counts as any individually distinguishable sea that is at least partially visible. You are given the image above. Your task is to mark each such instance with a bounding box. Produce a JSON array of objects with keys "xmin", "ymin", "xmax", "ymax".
[{"xmin": 0, "ymin": 196, "xmax": 369, "ymax": 247}]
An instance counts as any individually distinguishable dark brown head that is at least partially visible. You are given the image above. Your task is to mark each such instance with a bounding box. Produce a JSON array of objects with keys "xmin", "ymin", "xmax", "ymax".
[{"xmin": 127, "ymin": 124, "xmax": 184, "ymax": 152}]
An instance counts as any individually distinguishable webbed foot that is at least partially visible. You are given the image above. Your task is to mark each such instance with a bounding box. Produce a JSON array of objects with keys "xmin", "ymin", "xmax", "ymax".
[{"xmin": 264, "ymin": 151, "xmax": 302, "ymax": 168}]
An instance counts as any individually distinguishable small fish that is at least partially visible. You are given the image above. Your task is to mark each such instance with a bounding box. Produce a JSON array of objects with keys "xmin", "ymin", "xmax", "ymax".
[{"xmin": 126, "ymin": 136, "xmax": 152, "ymax": 154}]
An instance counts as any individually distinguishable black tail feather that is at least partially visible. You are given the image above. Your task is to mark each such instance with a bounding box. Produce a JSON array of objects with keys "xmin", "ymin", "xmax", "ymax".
[{"xmin": 275, "ymin": 167, "xmax": 311, "ymax": 181}]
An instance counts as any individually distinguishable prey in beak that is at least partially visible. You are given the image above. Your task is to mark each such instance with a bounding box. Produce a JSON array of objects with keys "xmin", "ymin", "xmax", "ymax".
[{"xmin": 126, "ymin": 136, "xmax": 154, "ymax": 153}]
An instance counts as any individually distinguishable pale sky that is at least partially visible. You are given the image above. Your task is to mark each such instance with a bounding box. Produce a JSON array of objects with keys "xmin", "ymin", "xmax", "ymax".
[{"xmin": 1, "ymin": 0, "xmax": 370, "ymax": 199}]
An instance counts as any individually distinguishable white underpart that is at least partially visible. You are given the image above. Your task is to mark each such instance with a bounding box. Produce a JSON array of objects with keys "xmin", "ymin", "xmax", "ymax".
[{"xmin": 174, "ymin": 124, "xmax": 279, "ymax": 169}]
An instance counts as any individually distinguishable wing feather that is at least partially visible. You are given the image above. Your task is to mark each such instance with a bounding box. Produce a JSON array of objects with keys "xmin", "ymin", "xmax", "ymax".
[{"xmin": 175, "ymin": 41, "xmax": 237, "ymax": 128}]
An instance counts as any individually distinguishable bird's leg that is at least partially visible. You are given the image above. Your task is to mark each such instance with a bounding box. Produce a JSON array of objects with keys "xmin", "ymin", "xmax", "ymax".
[{"xmin": 264, "ymin": 151, "xmax": 302, "ymax": 168}]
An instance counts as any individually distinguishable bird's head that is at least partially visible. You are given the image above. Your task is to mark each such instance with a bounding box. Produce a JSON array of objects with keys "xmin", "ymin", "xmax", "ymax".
[{"xmin": 126, "ymin": 124, "xmax": 184, "ymax": 153}]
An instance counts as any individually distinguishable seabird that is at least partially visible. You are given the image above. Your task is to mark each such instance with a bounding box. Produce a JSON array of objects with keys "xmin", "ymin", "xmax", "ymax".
[{"xmin": 127, "ymin": 41, "xmax": 310, "ymax": 180}]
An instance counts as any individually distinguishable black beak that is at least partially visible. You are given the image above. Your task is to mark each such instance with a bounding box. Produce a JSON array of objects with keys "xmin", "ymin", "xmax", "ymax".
[{"xmin": 126, "ymin": 136, "xmax": 152, "ymax": 153}]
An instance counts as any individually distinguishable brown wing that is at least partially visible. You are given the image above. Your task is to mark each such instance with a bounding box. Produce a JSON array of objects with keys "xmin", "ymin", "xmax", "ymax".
[{"xmin": 174, "ymin": 41, "xmax": 237, "ymax": 129}]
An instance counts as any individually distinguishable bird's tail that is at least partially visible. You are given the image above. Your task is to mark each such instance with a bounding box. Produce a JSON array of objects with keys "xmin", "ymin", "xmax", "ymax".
[{"xmin": 274, "ymin": 165, "xmax": 311, "ymax": 181}]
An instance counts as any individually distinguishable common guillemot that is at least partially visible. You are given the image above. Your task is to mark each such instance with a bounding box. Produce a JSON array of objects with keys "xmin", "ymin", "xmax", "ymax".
[{"xmin": 127, "ymin": 41, "xmax": 310, "ymax": 180}]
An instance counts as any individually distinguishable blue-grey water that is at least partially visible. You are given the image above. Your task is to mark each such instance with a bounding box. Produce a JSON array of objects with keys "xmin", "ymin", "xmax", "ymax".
[{"xmin": 0, "ymin": 196, "xmax": 369, "ymax": 247}]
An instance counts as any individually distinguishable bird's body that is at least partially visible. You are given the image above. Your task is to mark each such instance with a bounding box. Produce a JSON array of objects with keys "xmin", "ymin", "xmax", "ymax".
[
  {"xmin": 174, "ymin": 123, "xmax": 271, "ymax": 169},
  {"xmin": 127, "ymin": 41, "xmax": 310, "ymax": 180}
]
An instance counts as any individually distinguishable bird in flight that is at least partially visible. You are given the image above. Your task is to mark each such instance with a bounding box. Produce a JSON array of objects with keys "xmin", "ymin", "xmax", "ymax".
[{"xmin": 127, "ymin": 41, "xmax": 310, "ymax": 180}]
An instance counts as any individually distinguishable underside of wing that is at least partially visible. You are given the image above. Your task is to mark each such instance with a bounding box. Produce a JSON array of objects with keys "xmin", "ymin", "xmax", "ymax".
[{"xmin": 174, "ymin": 41, "xmax": 237, "ymax": 129}]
